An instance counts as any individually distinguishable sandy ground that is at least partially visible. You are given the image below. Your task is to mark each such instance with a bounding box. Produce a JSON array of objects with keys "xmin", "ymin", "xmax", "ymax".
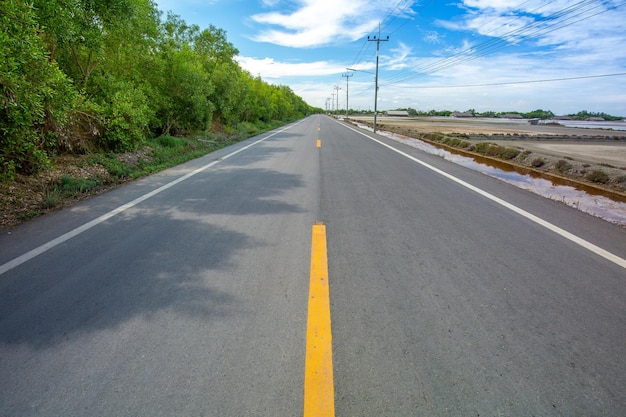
[
  {"xmin": 492, "ymin": 142, "xmax": 626, "ymax": 166},
  {"xmin": 352, "ymin": 116, "xmax": 626, "ymax": 167}
]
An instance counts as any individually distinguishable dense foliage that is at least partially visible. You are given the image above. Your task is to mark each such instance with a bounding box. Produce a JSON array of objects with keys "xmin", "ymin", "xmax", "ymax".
[{"xmin": 1, "ymin": 0, "xmax": 315, "ymax": 180}]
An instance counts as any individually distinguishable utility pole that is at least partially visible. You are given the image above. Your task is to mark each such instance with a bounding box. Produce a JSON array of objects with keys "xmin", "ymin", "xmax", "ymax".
[
  {"xmin": 368, "ymin": 24, "xmax": 389, "ymax": 133},
  {"xmin": 334, "ymin": 85, "xmax": 341, "ymax": 117},
  {"xmin": 330, "ymin": 92, "xmax": 335, "ymax": 113},
  {"xmin": 342, "ymin": 73, "xmax": 353, "ymax": 119}
]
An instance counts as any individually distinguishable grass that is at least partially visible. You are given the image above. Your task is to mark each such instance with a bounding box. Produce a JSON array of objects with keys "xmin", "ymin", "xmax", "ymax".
[
  {"xmin": 59, "ymin": 175, "xmax": 98, "ymax": 194},
  {"xmin": 41, "ymin": 187, "xmax": 63, "ymax": 209},
  {"xmin": 31, "ymin": 121, "xmax": 286, "ymax": 212},
  {"xmin": 84, "ymin": 133, "xmax": 240, "ymax": 183}
]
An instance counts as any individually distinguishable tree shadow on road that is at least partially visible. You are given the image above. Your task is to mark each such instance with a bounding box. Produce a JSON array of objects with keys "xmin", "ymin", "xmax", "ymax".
[{"xmin": 0, "ymin": 167, "xmax": 306, "ymax": 350}]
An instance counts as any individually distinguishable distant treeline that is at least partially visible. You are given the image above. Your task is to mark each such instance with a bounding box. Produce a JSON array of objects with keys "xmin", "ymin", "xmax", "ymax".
[
  {"xmin": 1, "ymin": 0, "xmax": 318, "ymax": 180},
  {"xmin": 388, "ymin": 108, "xmax": 624, "ymax": 120}
]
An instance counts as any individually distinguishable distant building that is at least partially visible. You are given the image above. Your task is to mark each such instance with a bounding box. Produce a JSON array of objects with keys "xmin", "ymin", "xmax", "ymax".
[
  {"xmin": 450, "ymin": 112, "xmax": 473, "ymax": 118},
  {"xmin": 586, "ymin": 117, "xmax": 605, "ymax": 121},
  {"xmin": 501, "ymin": 113, "xmax": 524, "ymax": 119},
  {"xmin": 553, "ymin": 116, "xmax": 572, "ymax": 120},
  {"xmin": 384, "ymin": 110, "xmax": 410, "ymax": 117}
]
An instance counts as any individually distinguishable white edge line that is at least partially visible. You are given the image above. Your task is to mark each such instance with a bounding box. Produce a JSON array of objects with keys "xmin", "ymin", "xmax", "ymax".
[
  {"xmin": 339, "ymin": 121, "xmax": 626, "ymax": 270},
  {"xmin": 0, "ymin": 121, "xmax": 303, "ymax": 276}
]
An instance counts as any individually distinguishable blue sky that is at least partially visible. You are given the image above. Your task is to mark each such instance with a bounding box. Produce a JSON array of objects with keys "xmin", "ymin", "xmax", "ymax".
[{"xmin": 153, "ymin": 0, "xmax": 626, "ymax": 116}]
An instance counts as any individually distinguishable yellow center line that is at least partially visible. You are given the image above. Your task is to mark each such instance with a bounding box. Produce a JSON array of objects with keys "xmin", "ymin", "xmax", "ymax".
[
  {"xmin": 316, "ymin": 139, "xmax": 321, "ymax": 148},
  {"xmin": 304, "ymin": 223, "xmax": 335, "ymax": 417}
]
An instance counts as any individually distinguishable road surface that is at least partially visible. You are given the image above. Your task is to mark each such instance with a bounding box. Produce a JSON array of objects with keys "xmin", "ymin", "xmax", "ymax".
[{"xmin": 1, "ymin": 115, "xmax": 625, "ymax": 416}]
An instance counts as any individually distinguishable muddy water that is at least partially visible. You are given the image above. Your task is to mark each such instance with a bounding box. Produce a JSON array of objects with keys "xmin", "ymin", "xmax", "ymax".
[{"xmin": 365, "ymin": 125, "xmax": 626, "ymax": 226}]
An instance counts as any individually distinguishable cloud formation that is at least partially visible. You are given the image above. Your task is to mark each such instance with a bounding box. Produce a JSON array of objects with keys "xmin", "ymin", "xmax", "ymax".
[
  {"xmin": 236, "ymin": 56, "xmax": 346, "ymax": 77},
  {"xmin": 250, "ymin": 0, "xmax": 414, "ymax": 47}
]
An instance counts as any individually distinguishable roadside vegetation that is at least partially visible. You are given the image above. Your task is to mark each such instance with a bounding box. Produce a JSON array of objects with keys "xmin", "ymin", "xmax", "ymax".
[
  {"xmin": 1, "ymin": 0, "xmax": 322, "ymax": 229},
  {"xmin": 1, "ymin": 0, "xmax": 319, "ymax": 184},
  {"xmin": 0, "ymin": 122, "xmax": 288, "ymax": 229}
]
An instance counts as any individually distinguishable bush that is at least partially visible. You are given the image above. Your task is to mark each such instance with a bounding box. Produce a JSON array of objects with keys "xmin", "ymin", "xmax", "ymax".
[
  {"xmin": 101, "ymin": 83, "xmax": 152, "ymax": 152},
  {"xmin": 556, "ymin": 160, "xmax": 573, "ymax": 173},
  {"xmin": 501, "ymin": 148, "xmax": 520, "ymax": 160},
  {"xmin": 475, "ymin": 143, "xmax": 506, "ymax": 157},
  {"xmin": 586, "ymin": 169, "xmax": 610, "ymax": 184}
]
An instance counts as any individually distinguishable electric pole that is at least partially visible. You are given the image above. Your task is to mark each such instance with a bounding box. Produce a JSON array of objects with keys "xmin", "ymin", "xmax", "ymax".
[
  {"xmin": 330, "ymin": 92, "xmax": 335, "ymax": 113},
  {"xmin": 342, "ymin": 73, "xmax": 353, "ymax": 119},
  {"xmin": 368, "ymin": 24, "xmax": 389, "ymax": 133},
  {"xmin": 334, "ymin": 85, "xmax": 341, "ymax": 117}
]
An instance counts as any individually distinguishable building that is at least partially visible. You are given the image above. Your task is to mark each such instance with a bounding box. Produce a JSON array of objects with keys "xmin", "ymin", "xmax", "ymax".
[
  {"xmin": 501, "ymin": 113, "xmax": 524, "ymax": 119},
  {"xmin": 450, "ymin": 112, "xmax": 473, "ymax": 118},
  {"xmin": 384, "ymin": 110, "xmax": 410, "ymax": 117}
]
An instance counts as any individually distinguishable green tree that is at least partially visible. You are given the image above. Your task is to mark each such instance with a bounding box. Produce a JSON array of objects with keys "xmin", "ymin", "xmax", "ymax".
[
  {"xmin": 523, "ymin": 109, "xmax": 554, "ymax": 119},
  {"xmin": 1, "ymin": 0, "xmax": 76, "ymax": 177},
  {"xmin": 2, "ymin": 0, "xmax": 315, "ymax": 178}
]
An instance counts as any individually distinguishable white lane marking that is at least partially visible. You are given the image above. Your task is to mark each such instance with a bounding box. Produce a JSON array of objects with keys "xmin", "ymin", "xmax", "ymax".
[
  {"xmin": 339, "ymin": 121, "xmax": 626, "ymax": 270},
  {"xmin": 0, "ymin": 121, "xmax": 304, "ymax": 276}
]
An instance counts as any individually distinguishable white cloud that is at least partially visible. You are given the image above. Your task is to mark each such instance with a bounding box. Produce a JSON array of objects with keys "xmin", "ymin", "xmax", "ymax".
[
  {"xmin": 250, "ymin": 0, "xmax": 415, "ymax": 48},
  {"xmin": 422, "ymin": 30, "xmax": 444, "ymax": 44},
  {"xmin": 236, "ymin": 56, "xmax": 346, "ymax": 78},
  {"xmin": 375, "ymin": 50, "xmax": 626, "ymax": 114},
  {"xmin": 458, "ymin": 0, "xmax": 626, "ymax": 50},
  {"xmin": 385, "ymin": 42, "xmax": 414, "ymax": 70}
]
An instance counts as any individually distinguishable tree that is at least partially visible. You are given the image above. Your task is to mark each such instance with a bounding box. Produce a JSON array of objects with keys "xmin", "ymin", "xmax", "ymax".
[
  {"xmin": 2, "ymin": 0, "xmax": 315, "ymax": 176},
  {"xmin": 1, "ymin": 0, "xmax": 76, "ymax": 178},
  {"xmin": 523, "ymin": 109, "xmax": 554, "ymax": 119}
]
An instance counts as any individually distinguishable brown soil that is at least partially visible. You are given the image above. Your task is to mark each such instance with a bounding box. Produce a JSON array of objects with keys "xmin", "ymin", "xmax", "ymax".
[{"xmin": 0, "ymin": 151, "xmax": 148, "ymax": 232}]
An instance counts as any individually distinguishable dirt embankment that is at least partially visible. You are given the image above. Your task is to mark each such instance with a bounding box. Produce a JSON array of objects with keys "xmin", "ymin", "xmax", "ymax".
[{"xmin": 351, "ymin": 116, "xmax": 626, "ymax": 200}]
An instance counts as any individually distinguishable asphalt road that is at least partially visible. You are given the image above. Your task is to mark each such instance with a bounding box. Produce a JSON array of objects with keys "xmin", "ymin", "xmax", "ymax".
[{"xmin": 1, "ymin": 115, "xmax": 625, "ymax": 416}]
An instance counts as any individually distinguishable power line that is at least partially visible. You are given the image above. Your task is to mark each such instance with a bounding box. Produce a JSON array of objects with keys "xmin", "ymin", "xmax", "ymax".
[
  {"xmin": 386, "ymin": 72, "xmax": 626, "ymax": 90},
  {"xmin": 385, "ymin": 0, "xmax": 602, "ymax": 83},
  {"xmin": 385, "ymin": 0, "xmax": 436, "ymax": 36},
  {"xmin": 380, "ymin": 0, "xmax": 418, "ymax": 35},
  {"xmin": 350, "ymin": 0, "xmax": 433, "ymax": 70},
  {"xmin": 349, "ymin": 1, "xmax": 405, "ymax": 68},
  {"xmin": 385, "ymin": 0, "xmax": 625, "ymax": 85}
]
